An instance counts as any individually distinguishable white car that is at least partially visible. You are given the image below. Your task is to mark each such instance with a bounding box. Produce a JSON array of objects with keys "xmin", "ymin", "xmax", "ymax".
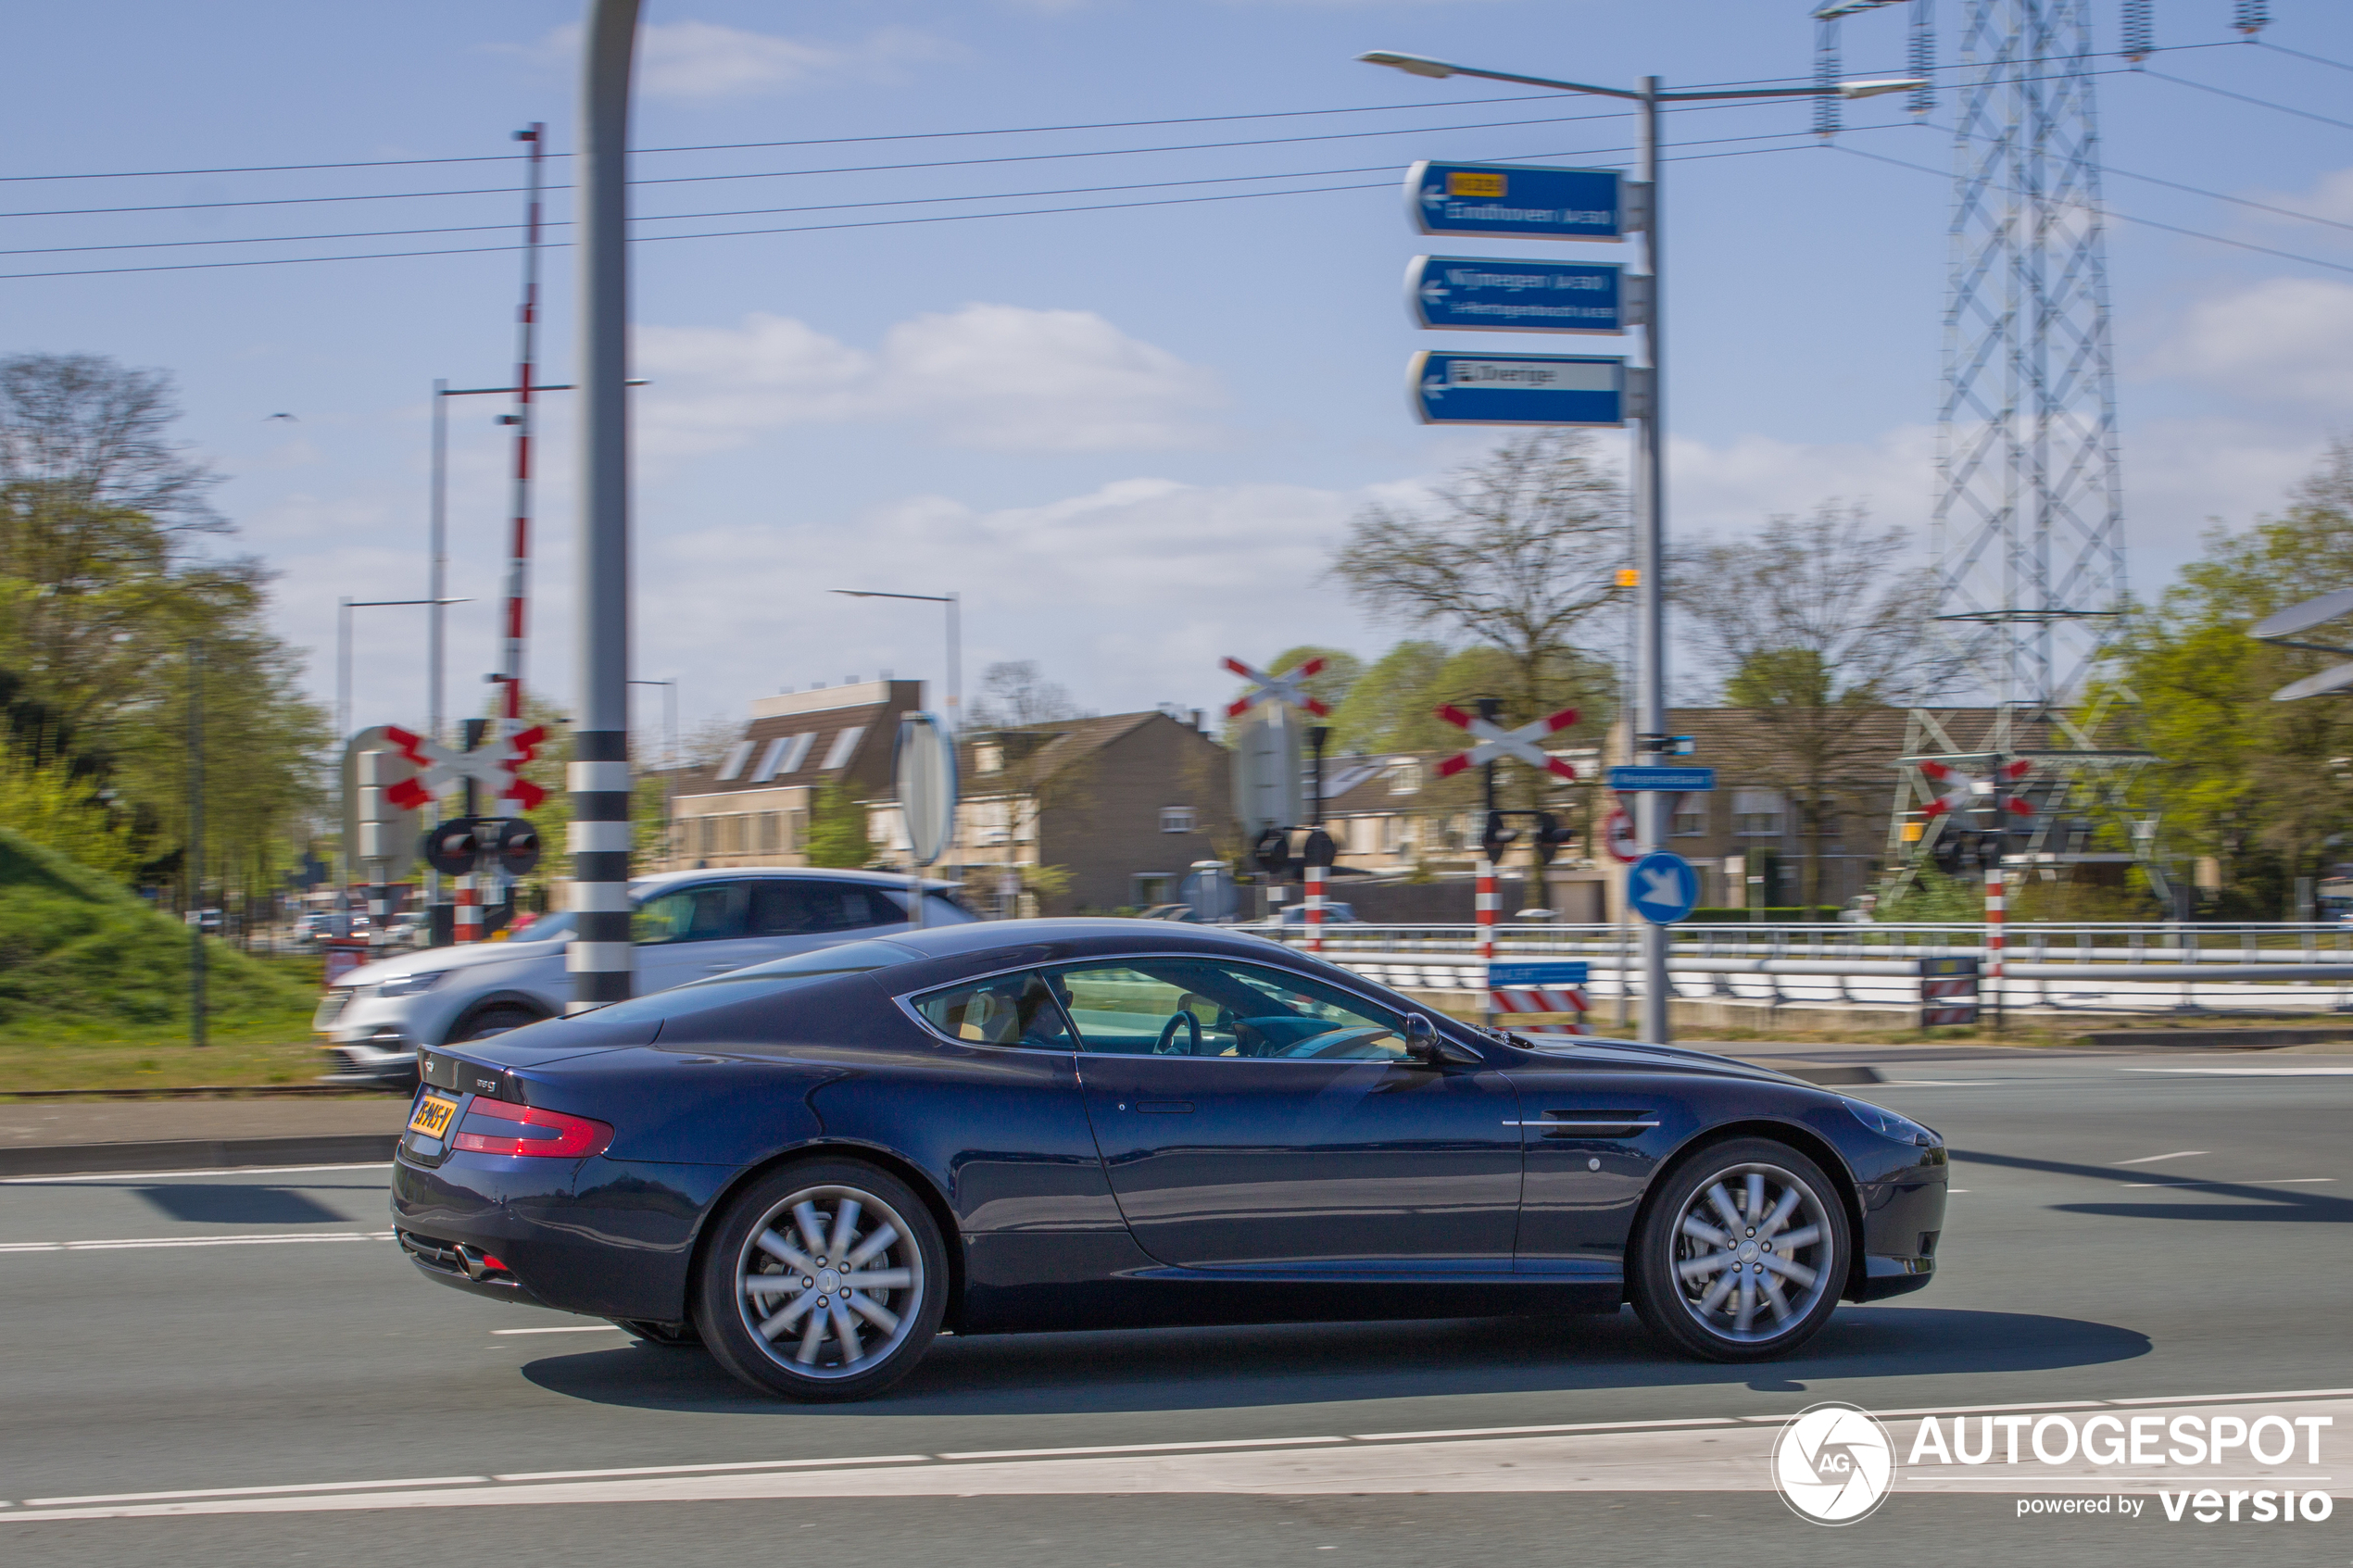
[{"xmin": 316, "ymin": 868, "xmax": 975, "ymax": 1085}]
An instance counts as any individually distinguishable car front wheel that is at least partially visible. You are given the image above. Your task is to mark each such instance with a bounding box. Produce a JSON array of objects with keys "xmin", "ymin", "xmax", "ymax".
[
  {"xmin": 694, "ymin": 1160, "xmax": 946, "ymax": 1402},
  {"xmin": 1629, "ymin": 1136, "xmax": 1851, "ymax": 1362}
]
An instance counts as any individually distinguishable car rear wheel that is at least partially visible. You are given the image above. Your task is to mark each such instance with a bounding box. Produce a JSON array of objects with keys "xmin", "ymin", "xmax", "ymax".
[
  {"xmin": 450, "ymin": 1004, "xmax": 542, "ymax": 1043},
  {"xmin": 1629, "ymin": 1136, "xmax": 1850, "ymax": 1362},
  {"xmin": 694, "ymin": 1160, "xmax": 946, "ymax": 1402}
]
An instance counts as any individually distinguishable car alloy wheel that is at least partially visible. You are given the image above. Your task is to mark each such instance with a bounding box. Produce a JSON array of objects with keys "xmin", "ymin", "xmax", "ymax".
[
  {"xmin": 696, "ymin": 1160, "xmax": 946, "ymax": 1401},
  {"xmin": 1630, "ymin": 1137, "xmax": 1849, "ymax": 1362}
]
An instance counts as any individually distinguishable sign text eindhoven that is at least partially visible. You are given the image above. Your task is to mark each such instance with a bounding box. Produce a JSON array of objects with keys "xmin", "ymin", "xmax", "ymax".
[
  {"xmin": 1407, "ymin": 160, "xmax": 1630, "ymax": 241},
  {"xmin": 1406, "ymin": 256, "xmax": 1642, "ymax": 335},
  {"xmin": 1411, "ymin": 351, "xmax": 1640, "ymax": 428}
]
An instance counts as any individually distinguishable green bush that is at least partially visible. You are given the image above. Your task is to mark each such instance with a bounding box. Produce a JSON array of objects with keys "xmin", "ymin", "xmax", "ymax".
[{"xmin": 0, "ymin": 829, "xmax": 319, "ymax": 1043}]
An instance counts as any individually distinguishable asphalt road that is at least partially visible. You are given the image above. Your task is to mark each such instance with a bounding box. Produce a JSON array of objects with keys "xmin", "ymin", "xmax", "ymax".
[{"xmin": 4, "ymin": 1049, "xmax": 2348, "ymax": 1565}]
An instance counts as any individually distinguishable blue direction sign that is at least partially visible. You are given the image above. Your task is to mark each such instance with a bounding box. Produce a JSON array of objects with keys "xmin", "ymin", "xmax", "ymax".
[
  {"xmin": 1407, "ymin": 161, "xmax": 1629, "ymax": 242},
  {"xmin": 1407, "ymin": 256, "xmax": 1634, "ymax": 335},
  {"xmin": 1488, "ymin": 961, "xmax": 1591, "ymax": 988},
  {"xmin": 1629, "ymin": 850, "xmax": 1701, "ymax": 926},
  {"xmin": 1411, "ymin": 351, "xmax": 1632, "ymax": 427},
  {"xmin": 1607, "ymin": 765, "xmax": 1716, "ymax": 793}
]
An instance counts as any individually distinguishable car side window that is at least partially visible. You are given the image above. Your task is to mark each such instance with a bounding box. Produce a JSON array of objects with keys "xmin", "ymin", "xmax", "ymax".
[
  {"xmin": 912, "ymin": 971, "xmax": 1074, "ymax": 1050},
  {"xmin": 1052, "ymin": 958, "xmax": 1408, "ymax": 1060},
  {"xmin": 633, "ymin": 883, "xmax": 748, "ymax": 945}
]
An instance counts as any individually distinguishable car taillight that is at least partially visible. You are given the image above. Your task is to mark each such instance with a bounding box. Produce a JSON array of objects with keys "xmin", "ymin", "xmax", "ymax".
[{"xmin": 451, "ymin": 1100, "xmax": 613, "ymax": 1159}]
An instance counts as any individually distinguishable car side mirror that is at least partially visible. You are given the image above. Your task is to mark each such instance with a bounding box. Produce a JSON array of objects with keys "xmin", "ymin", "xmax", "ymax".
[{"xmin": 1404, "ymin": 1012, "xmax": 1472, "ymax": 1067}]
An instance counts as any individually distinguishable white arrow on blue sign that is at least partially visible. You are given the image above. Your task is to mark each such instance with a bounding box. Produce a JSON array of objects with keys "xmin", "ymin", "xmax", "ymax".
[
  {"xmin": 1407, "ymin": 161, "xmax": 1630, "ymax": 241},
  {"xmin": 1406, "ymin": 256, "xmax": 1639, "ymax": 335},
  {"xmin": 1411, "ymin": 352, "xmax": 1639, "ymax": 427},
  {"xmin": 1629, "ymin": 850, "xmax": 1700, "ymax": 926}
]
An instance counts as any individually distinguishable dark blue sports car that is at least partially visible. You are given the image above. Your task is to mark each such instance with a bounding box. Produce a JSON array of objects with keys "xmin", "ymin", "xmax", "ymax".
[{"xmin": 392, "ymin": 919, "xmax": 1947, "ymax": 1400}]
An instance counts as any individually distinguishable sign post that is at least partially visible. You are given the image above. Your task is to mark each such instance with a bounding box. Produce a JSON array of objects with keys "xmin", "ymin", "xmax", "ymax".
[
  {"xmin": 1223, "ymin": 655, "xmax": 1329, "ymax": 926},
  {"xmin": 893, "ymin": 712, "xmax": 958, "ymax": 930},
  {"xmin": 1435, "ymin": 702, "xmax": 1579, "ymax": 1014}
]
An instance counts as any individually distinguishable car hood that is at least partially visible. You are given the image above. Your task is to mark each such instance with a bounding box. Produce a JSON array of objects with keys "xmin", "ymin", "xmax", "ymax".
[
  {"xmin": 1516, "ymin": 1033, "xmax": 1820, "ymax": 1087},
  {"xmin": 340, "ymin": 936, "xmax": 567, "ymax": 987}
]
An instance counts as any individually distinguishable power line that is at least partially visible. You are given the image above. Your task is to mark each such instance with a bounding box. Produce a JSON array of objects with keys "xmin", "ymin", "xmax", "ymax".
[
  {"xmin": 2143, "ymin": 67, "xmax": 2353, "ymax": 137},
  {"xmin": 2254, "ymin": 39, "xmax": 2353, "ymax": 77},
  {"xmin": 2106, "ymin": 165, "xmax": 2353, "ymax": 240}
]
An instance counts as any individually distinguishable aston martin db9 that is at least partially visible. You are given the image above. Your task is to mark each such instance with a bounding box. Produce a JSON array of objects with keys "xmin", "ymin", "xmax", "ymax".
[{"xmin": 392, "ymin": 919, "xmax": 1947, "ymax": 1400}]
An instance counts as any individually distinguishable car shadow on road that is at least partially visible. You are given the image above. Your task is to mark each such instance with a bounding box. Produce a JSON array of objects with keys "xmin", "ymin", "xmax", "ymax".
[
  {"xmin": 1956, "ymin": 1148, "xmax": 2353, "ymax": 1224},
  {"xmin": 517, "ymin": 1305, "xmax": 2148, "ymax": 1418},
  {"xmin": 132, "ymin": 1184, "xmax": 351, "ymax": 1224}
]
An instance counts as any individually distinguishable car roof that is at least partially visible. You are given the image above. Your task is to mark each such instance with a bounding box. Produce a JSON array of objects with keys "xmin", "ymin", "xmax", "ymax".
[
  {"xmin": 630, "ymin": 867, "xmax": 955, "ymax": 892},
  {"xmin": 867, "ymin": 916, "xmax": 1290, "ymax": 966}
]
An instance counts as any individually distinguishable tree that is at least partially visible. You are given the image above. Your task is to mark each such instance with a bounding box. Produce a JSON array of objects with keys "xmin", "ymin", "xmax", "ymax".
[
  {"xmin": 1330, "ymin": 430, "xmax": 1624, "ymax": 752},
  {"xmin": 2107, "ymin": 438, "xmax": 2353, "ymax": 916},
  {"xmin": 804, "ymin": 780, "xmax": 875, "ymax": 868},
  {"xmin": 1678, "ymin": 504, "xmax": 1952, "ymax": 918},
  {"xmin": 967, "ymin": 660, "xmax": 1078, "ymax": 728}
]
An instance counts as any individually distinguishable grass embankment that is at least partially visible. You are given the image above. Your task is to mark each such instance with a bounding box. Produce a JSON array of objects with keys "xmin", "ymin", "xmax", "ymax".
[{"xmin": 0, "ymin": 829, "xmax": 330, "ymax": 1092}]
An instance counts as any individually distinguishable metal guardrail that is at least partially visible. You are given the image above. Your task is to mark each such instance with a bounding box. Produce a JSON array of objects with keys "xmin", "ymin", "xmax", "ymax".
[{"xmin": 1241, "ymin": 922, "xmax": 2353, "ymax": 1015}]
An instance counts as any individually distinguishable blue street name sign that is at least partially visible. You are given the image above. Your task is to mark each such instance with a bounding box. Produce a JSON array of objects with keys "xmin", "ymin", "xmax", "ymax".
[
  {"xmin": 1410, "ymin": 351, "xmax": 1631, "ymax": 427},
  {"xmin": 1488, "ymin": 961, "xmax": 1591, "ymax": 988},
  {"xmin": 1407, "ymin": 161, "xmax": 1629, "ymax": 241},
  {"xmin": 1629, "ymin": 850, "xmax": 1701, "ymax": 926},
  {"xmin": 1407, "ymin": 256, "xmax": 1633, "ymax": 335},
  {"xmin": 1607, "ymin": 765, "xmax": 1717, "ymax": 793}
]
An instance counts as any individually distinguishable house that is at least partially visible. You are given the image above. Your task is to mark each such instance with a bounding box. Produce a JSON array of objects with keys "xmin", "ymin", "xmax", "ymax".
[
  {"xmin": 653, "ymin": 679, "xmax": 920, "ymax": 872},
  {"xmin": 867, "ymin": 709, "xmax": 1236, "ymax": 917}
]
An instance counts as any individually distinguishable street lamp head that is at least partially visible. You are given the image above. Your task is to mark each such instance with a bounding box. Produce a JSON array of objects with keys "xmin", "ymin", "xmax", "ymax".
[
  {"xmin": 1357, "ymin": 50, "xmax": 1455, "ymax": 80},
  {"xmin": 1838, "ymin": 77, "xmax": 1927, "ymax": 100}
]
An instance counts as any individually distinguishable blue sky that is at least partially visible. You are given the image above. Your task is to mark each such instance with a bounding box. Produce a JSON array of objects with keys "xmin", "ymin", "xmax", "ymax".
[{"xmin": 6, "ymin": 2, "xmax": 2351, "ymax": 741}]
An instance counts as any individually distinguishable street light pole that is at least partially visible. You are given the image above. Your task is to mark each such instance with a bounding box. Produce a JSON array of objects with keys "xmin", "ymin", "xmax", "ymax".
[
  {"xmin": 830, "ymin": 588, "xmax": 962, "ymax": 733},
  {"xmin": 570, "ymin": 0, "xmax": 641, "ymax": 1015},
  {"xmin": 1358, "ymin": 49, "xmax": 1917, "ymax": 1043}
]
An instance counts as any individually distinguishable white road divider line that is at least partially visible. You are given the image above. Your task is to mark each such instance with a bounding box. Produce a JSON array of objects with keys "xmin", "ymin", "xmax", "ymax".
[
  {"xmin": 2114, "ymin": 1149, "xmax": 2209, "ymax": 1165},
  {"xmin": 939, "ymin": 1436, "xmax": 1345, "ymax": 1461},
  {"xmin": 2125, "ymin": 1066, "xmax": 2353, "ymax": 1075},
  {"xmin": 0, "ymin": 1231, "xmax": 395, "ymax": 1254},
  {"xmin": 493, "ymin": 1324, "xmax": 626, "ymax": 1336},
  {"xmin": 495, "ymin": 1456, "xmax": 930, "ymax": 1483},
  {"xmin": 28, "ymin": 1476, "xmax": 489, "ymax": 1508},
  {"xmin": 2121, "ymin": 1177, "xmax": 2333, "ymax": 1188},
  {"xmin": 0, "ymin": 1162, "xmax": 393, "ymax": 1185}
]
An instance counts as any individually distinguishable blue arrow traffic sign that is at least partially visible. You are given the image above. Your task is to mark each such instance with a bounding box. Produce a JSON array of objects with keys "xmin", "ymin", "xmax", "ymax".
[
  {"xmin": 1607, "ymin": 765, "xmax": 1716, "ymax": 793},
  {"xmin": 1411, "ymin": 352, "xmax": 1635, "ymax": 427},
  {"xmin": 1407, "ymin": 161, "xmax": 1629, "ymax": 241},
  {"xmin": 1407, "ymin": 256, "xmax": 1636, "ymax": 335},
  {"xmin": 1629, "ymin": 850, "xmax": 1700, "ymax": 926}
]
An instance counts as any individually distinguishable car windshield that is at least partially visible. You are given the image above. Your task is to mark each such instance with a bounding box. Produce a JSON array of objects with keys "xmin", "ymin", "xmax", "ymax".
[{"xmin": 578, "ymin": 939, "xmax": 919, "ymax": 1025}]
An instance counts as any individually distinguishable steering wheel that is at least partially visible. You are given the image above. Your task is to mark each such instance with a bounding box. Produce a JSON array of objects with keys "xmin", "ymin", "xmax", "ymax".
[
  {"xmin": 1274, "ymin": 1024, "xmax": 1393, "ymax": 1060},
  {"xmin": 1152, "ymin": 1010, "xmax": 1203, "ymax": 1055}
]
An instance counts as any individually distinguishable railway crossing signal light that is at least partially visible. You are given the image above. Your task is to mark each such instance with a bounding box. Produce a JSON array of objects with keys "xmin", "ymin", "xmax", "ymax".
[
  {"xmin": 1252, "ymin": 826, "xmax": 1290, "ymax": 875},
  {"xmin": 1482, "ymin": 810, "xmax": 1517, "ymax": 864},
  {"xmin": 1530, "ymin": 810, "xmax": 1575, "ymax": 869}
]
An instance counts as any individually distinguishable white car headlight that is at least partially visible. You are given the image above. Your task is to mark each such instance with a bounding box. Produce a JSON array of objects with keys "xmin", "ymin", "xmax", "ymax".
[
  {"xmin": 371, "ymin": 969, "xmax": 452, "ymax": 999},
  {"xmin": 1843, "ymin": 1098, "xmax": 1941, "ymax": 1147}
]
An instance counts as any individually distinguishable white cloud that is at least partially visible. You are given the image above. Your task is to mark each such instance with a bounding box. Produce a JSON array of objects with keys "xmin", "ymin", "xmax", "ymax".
[
  {"xmin": 635, "ymin": 304, "xmax": 1227, "ymax": 457},
  {"xmin": 2142, "ymin": 275, "xmax": 2353, "ymax": 408},
  {"xmin": 510, "ymin": 21, "xmax": 954, "ymax": 103},
  {"xmin": 1669, "ymin": 425, "xmax": 1940, "ymax": 539}
]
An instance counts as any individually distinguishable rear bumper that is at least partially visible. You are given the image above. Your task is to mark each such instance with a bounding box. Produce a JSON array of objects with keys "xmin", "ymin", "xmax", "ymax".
[{"xmin": 396, "ymin": 1229, "xmax": 549, "ymax": 1307}]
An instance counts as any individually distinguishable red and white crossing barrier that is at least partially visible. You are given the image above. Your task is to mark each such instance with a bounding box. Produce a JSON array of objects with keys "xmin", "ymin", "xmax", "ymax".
[
  {"xmin": 1475, "ymin": 857, "xmax": 1497, "ymax": 1019},
  {"xmin": 1491, "ymin": 985, "xmax": 1591, "ymax": 1016},
  {"xmin": 1486, "ymin": 960, "xmax": 1593, "ymax": 1036},
  {"xmin": 1984, "ymin": 866, "xmax": 2005, "ymax": 1010},
  {"xmin": 1304, "ymin": 863, "xmax": 1326, "ymax": 953}
]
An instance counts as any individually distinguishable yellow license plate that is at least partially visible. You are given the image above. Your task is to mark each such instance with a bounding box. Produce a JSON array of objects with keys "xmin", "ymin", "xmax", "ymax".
[{"xmin": 408, "ymin": 1094, "xmax": 459, "ymax": 1139}]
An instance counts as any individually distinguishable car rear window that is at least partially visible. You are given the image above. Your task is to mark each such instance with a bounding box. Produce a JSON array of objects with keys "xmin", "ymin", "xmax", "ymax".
[{"xmin": 579, "ymin": 940, "xmax": 917, "ymax": 1024}]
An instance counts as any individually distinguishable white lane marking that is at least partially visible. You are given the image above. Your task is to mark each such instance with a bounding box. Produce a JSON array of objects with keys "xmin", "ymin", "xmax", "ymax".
[
  {"xmin": 495, "ymin": 1456, "xmax": 930, "ymax": 1483},
  {"xmin": 1879, "ymin": 1080, "xmax": 2013, "ymax": 1087},
  {"xmin": 0, "ymin": 1231, "xmax": 393, "ymax": 1254},
  {"xmin": 12, "ymin": 1389, "xmax": 2350, "ymax": 1520},
  {"xmin": 938, "ymin": 1436, "xmax": 1345, "ymax": 1461},
  {"xmin": 2120, "ymin": 1177, "xmax": 2333, "ymax": 1188},
  {"xmin": 2124, "ymin": 1066, "xmax": 2353, "ymax": 1075},
  {"xmin": 1351, "ymin": 1416, "xmax": 1740, "ymax": 1443},
  {"xmin": 2114, "ymin": 1149, "xmax": 2208, "ymax": 1165},
  {"xmin": 0, "ymin": 1162, "xmax": 392, "ymax": 1185},
  {"xmin": 492, "ymin": 1325, "xmax": 625, "ymax": 1336},
  {"xmin": 29, "ymin": 1476, "xmax": 488, "ymax": 1508}
]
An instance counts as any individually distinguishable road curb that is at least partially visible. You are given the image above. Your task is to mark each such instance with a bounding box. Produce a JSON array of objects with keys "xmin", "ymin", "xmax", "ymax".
[
  {"xmin": 0, "ymin": 1133, "xmax": 398, "ymax": 1179},
  {"xmin": 1773, "ymin": 1065, "xmax": 1881, "ymax": 1085}
]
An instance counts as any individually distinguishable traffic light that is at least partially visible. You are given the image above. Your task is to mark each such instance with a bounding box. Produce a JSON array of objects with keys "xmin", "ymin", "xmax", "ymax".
[
  {"xmin": 1252, "ymin": 826, "xmax": 1290, "ymax": 875},
  {"xmin": 493, "ymin": 818, "xmax": 542, "ymax": 877},
  {"xmin": 1481, "ymin": 810, "xmax": 1517, "ymax": 864},
  {"xmin": 1300, "ymin": 828, "xmax": 1336, "ymax": 869},
  {"xmin": 1530, "ymin": 810, "xmax": 1575, "ymax": 869},
  {"xmin": 422, "ymin": 818, "xmax": 487, "ymax": 876}
]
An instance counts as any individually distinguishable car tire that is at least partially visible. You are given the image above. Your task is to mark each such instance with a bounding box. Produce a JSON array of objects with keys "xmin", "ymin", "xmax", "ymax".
[
  {"xmin": 611, "ymin": 1318, "xmax": 701, "ymax": 1348},
  {"xmin": 693, "ymin": 1159, "xmax": 947, "ymax": 1403},
  {"xmin": 1629, "ymin": 1136, "xmax": 1851, "ymax": 1363},
  {"xmin": 449, "ymin": 1004, "xmax": 543, "ymax": 1043}
]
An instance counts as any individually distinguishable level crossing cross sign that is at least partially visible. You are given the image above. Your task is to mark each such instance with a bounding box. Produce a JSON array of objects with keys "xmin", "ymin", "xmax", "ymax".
[
  {"xmin": 382, "ymin": 723, "xmax": 550, "ymax": 811},
  {"xmin": 1918, "ymin": 758, "xmax": 2032, "ymax": 820},
  {"xmin": 1433, "ymin": 704, "xmax": 1580, "ymax": 780},
  {"xmin": 1223, "ymin": 656, "xmax": 1330, "ymax": 719}
]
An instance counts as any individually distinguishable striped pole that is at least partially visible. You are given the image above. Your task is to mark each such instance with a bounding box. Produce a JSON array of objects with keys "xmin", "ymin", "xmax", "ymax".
[
  {"xmin": 455, "ymin": 872, "xmax": 480, "ymax": 945},
  {"xmin": 1984, "ymin": 865, "xmax": 2005, "ymax": 1028},
  {"xmin": 1476, "ymin": 855, "xmax": 1498, "ymax": 1025},
  {"xmin": 568, "ymin": 0, "xmax": 639, "ymax": 1013},
  {"xmin": 1304, "ymin": 863, "xmax": 1325, "ymax": 953}
]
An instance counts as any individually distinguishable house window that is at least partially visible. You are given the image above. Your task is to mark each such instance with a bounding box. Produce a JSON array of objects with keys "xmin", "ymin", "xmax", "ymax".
[
  {"xmin": 750, "ymin": 736, "xmax": 789, "ymax": 783},
  {"xmin": 1159, "ymin": 806, "xmax": 1195, "ymax": 834},
  {"xmin": 695, "ymin": 815, "xmax": 717, "ymax": 857},
  {"xmin": 822, "ymin": 726, "xmax": 865, "ymax": 771},
  {"xmin": 1387, "ymin": 761, "xmax": 1422, "ymax": 796},
  {"xmin": 1671, "ymin": 803, "xmax": 1706, "ymax": 837},
  {"xmin": 1732, "ymin": 789, "xmax": 1784, "ymax": 836},
  {"xmin": 715, "ymin": 740, "xmax": 753, "ymax": 782},
  {"xmin": 758, "ymin": 812, "xmax": 783, "ymax": 853},
  {"xmin": 975, "ymin": 742, "xmax": 1004, "ymax": 775}
]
